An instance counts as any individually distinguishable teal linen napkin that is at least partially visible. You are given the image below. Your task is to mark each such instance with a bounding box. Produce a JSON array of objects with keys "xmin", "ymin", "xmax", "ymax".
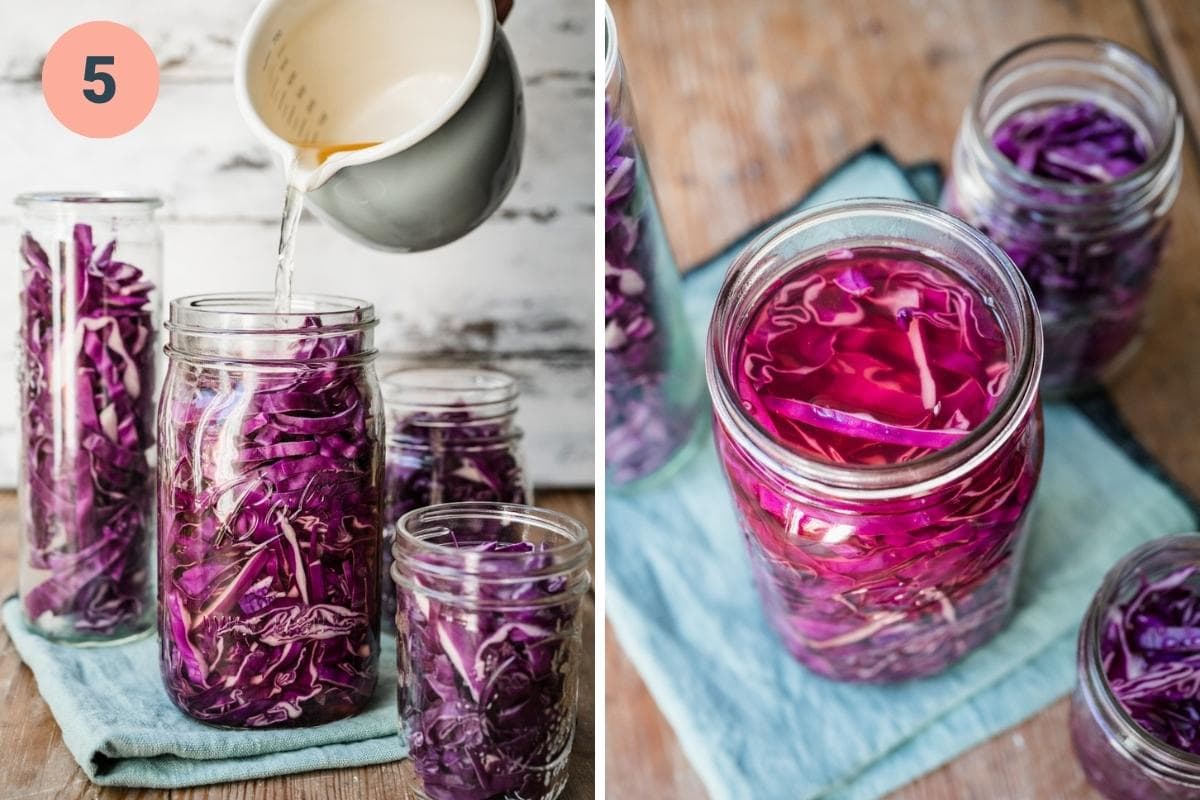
[
  {"xmin": 606, "ymin": 146, "xmax": 1198, "ymax": 800},
  {"xmin": 2, "ymin": 598, "xmax": 404, "ymax": 787}
]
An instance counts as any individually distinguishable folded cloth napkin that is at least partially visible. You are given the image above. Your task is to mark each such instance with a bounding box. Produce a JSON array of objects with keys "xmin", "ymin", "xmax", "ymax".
[
  {"xmin": 2, "ymin": 598, "xmax": 404, "ymax": 788},
  {"xmin": 606, "ymin": 145, "xmax": 1198, "ymax": 800}
]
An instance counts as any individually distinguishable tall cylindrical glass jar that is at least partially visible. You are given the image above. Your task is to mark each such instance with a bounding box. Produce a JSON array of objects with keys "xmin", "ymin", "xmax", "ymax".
[
  {"xmin": 16, "ymin": 193, "xmax": 162, "ymax": 644},
  {"xmin": 393, "ymin": 502, "xmax": 591, "ymax": 800},
  {"xmin": 605, "ymin": 4, "xmax": 706, "ymax": 487},
  {"xmin": 381, "ymin": 367, "xmax": 531, "ymax": 624},
  {"xmin": 707, "ymin": 199, "xmax": 1044, "ymax": 682},
  {"xmin": 158, "ymin": 294, "xmax": 383, "ymax": 727},
  {"xmin": 1071, "ymin": 535, "xmax": 1200, "ymax": 800},
  {"xmin": 945, "ymin": 36, "xmax": 1182, "ymax": 394}
]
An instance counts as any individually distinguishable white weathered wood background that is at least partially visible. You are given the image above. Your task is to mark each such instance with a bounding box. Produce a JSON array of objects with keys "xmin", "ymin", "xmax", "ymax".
[{"xmin": 0, "ymin": 0, "xmax": 595, "ymax": 488}]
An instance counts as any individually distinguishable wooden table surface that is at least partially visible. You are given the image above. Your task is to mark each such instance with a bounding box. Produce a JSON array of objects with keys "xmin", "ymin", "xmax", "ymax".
[
  {"xmin": 605, "ymin": 1, "xmax": 1200, "ymax": 798},
  {"xmin": 0, "ymin": 490, "xmax": 595, "ymax": 800}
]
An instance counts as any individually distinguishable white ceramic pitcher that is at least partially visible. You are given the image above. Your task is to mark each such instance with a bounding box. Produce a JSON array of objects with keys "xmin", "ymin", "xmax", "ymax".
[{"xmin": 235, "ymin": 0, "xmax": 524, "ymax": 252}]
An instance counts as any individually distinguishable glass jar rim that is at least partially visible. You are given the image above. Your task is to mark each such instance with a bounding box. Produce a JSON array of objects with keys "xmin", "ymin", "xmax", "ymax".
[
  {"xmin": 16, "ymin": 192, "xmax": 163, "ymax": 211},
  {"xmin": 706, "ymin": 197, "xmax": 1042, "ymax": 500},
  {"xmin": 604, "ymin": 4, "xmax": 619, "ymax": 87},
  {"xmin": 393, "ymin": 502, "xmax": 590, "ymax": 575},
  {"xmin": 968, "ymin": 35, "xmax": 1181, "ymax": 202},
  {"xmin": 382, "ymin": 367, "xmax": 518, "ymax": 408},
  {"xmin": 1081, "ymin": 532, "xmax": 1200, "ymax": 779},
  {"xmin": 167, "ymin": 293, "xmax": 376, "ymax": 335}
]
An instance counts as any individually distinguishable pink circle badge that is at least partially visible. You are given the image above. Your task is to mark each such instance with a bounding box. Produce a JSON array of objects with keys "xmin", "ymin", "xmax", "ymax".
[{"xmin": 41, "ymin": 21, "xmax": 159, "ymax": 138}]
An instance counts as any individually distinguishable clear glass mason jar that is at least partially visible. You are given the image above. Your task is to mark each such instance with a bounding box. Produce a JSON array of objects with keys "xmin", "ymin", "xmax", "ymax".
[
  {"xmin": 707, "ymin": 199, "xmax": 1045, "ymax": 682},
  {"xmin": 604, "ymin": 3, "xmax": 706, "ymax": 488},
  {"xmin": 158, "ymin": 294, "xmax": 383, "ymax": 727},
  {"xmin": 380, "ymin": 367, "xmax": 531, "ymax": 624},
  {"xmin": 945, "ymin": 36, "xmax": 1183, "ymax": 395},
  {"xmin": 1070, "ymin": 534, "xmax": 1200, "ymax": 800},
  {"xmin": 16, "ymin": 193, "xmax": 162, "ymax": 644},
  {"xmin": 392, "ymin": 502, "xmax": 590, "ymax": 800}
]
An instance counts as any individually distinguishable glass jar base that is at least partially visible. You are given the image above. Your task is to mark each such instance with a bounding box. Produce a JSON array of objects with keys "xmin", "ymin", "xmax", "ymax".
[
  {"xmin": 399, "ymin": 753, "xmax": 570, "ymax": 800},
  {"xmin": 20, "ymin": 614, "xmax": 154, "ymax": 648}
]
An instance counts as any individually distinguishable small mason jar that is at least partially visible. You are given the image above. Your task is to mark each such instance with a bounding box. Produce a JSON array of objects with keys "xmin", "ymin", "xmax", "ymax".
[
  {"xmin": 604, "ymin": 3, "xmax": 706, "ymax": 487},
  {"xmin": 707, "ymin": 199, "xmax": 1044, "ymax": 682},
  {"xmin": 16, "ymin": 193, "xmax": 162, "ymax": 644},
  {"xmin": 1071, "ymin": 534, "xmax": 1200, "ymax": 799},
  {"xmin": 158, "ymin": 294, "xmax": 383, "ymax": 727},
  {"xmin": 946, "ymin": 36, "xmax": 1183, "ymax": 394},
  {"xmin": 392, "ymin": 502, "xmax": 591, "ymax": 800},
  {"xmin": 380, "ymin": 367, "xmax": 531, "ymax": 624}
]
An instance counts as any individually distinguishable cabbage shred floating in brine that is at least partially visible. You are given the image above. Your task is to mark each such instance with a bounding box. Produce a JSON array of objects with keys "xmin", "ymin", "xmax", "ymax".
[
  {"xmin": 719, "ymin": 248, "xmax": 1040, "ymax": 681},
  {"xmin": 159, "ymin": 317, "xmax": 381, "ymax": 727},
  {"xmin": 737, "ymin": 250, "xmax": 1010, "ymax": 464},
  {"xmin": 1100, "ymin": 565, "xmax": 1200, "ymax": 754},
  {"xmin": 397, "ymin": 538, "xmax": 580, "ymax": 800},
  {"xmin": 20, "ymin": 224, "xmax": 155, "ymax": 638},
  {"xmin": 604, "ymin": 103, "xmax": 695, "ymax": 483}
]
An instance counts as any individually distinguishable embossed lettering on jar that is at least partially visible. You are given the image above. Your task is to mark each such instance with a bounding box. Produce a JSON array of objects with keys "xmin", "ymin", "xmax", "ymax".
[
  {"xmin": 707, "ymin": 200, "xmax": 1044, "ymax": 682},
  {"xmin": 158, "ymin": 294, "xmax": 383, "ymax": 727},
  {"xmin": 945, "ymin": 36, "xmax": 1182, "ymax": 394}
]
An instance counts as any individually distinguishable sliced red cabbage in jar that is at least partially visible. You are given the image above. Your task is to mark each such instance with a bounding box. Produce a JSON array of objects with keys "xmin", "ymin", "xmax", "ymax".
[
  {"xmin": 971, "ymin": 100, "xmax": 1163, "ymax": 390},
  {"xmin": 19, "ymin": 224, "xmax": 155, "ymax": 639},
  {"xmin": 1100, "ymin": 565, "xmax": 1200, "ymax": 754},
  {"xmin": 158, "ymin": 319, "xmax": 381, "ymax": 727},
  {"xmin": 382, "ymin": 408, "xmax": 529, "ymax": 625},
  {"xmin": 396, "ymin": 537, "xmax": 582, "ymax": 800},
  {"xmin": 721, "ymin": 248, "xmax": 1040, "ymax": 681},
  {"xmin": 605, "ymin": 103, "xmax": 700, "ymax": 484}
]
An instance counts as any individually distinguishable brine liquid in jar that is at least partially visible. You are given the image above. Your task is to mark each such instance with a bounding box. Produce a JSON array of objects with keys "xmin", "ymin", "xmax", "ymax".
[
  {"xmin": 708, "ymin": 200, "xmax": 1044, "ymax": 683},
  {"xmin": 736, "ymin": 247, "xmax": 1010, "ymax": 465}
]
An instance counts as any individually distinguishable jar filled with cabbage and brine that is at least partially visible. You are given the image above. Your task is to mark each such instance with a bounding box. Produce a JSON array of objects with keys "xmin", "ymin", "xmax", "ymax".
[
  {"xmin": 392, "ymin": 502, "xmax": 591, "ymax": 800},
  {"xmin": 605, "ymin": 3, "xmax": 706, "ymax": 487},
  {"xmin": 16, "ymin": 193, "xmax": 162, "ymax": 644},
  {"xmin": 945, "ymin": 36, "xmax": 1182, "ymax": 395},
  {"xmin": 707, "ymin": 199, "xmax": 1044, "ymax": 682},
  {"xmin": 380, "ymin": 367, "xmax": 531, "ymax": 624},
  {"xmin": 158, "ymin": 294, "xmax": 383, "ymax": 727},
  {"xmin": 1071, "ymin": 534, "xmax": 1200, "ymax": 800}
]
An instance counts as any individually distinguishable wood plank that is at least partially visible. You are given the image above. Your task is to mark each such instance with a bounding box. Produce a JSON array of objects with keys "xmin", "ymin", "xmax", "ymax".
[
  {"xmin": 605, "ymin": 0, "xmax": 1200, "ymax": 797},
  {"xmin": 1140, "ymin": 0, "xmax": 1200, "ymax": 153},
  {"xmin": 609, "ymin": 0, "xmax": 1155, "ymax": 270},
  {"xmin": 0, "ymin": 489, "xmax": 594, "ymax": 800}
]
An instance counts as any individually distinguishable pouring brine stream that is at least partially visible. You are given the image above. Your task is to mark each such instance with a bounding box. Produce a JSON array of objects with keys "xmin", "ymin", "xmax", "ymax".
[{"xmin": 274, "ymin": 142, "xmax": 379, "ymax": 313}]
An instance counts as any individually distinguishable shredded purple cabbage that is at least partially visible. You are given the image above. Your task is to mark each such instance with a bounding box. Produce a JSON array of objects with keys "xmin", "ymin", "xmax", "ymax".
[
  {"xmin": 382, "ymin": 409, "xmax": 529, "ymax": 625},
  {"xmin": 158, "ymin": 319, "xmax": 381, "ymax": 727},
  {"xmin": 717, "ymin": 250, "xmax": 1042, "ymax": 681},
  {"xmin": 1100, "ymin": 565, "xmax": 1200, "ymax": 754},
  {"xmin": 19, "ymin": 224, "xmax": 155, "ymax": 639},
  {"xmin": 396, "ymin": 537, "xmax": 581, "ymax": 800},
  {"xmin": 956, "ymin": 100, "xmax": 1166, "ymax": 391},
  {"xmin": 605, "ymin": 103, "xmax": 699, "ymax": 483}
]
